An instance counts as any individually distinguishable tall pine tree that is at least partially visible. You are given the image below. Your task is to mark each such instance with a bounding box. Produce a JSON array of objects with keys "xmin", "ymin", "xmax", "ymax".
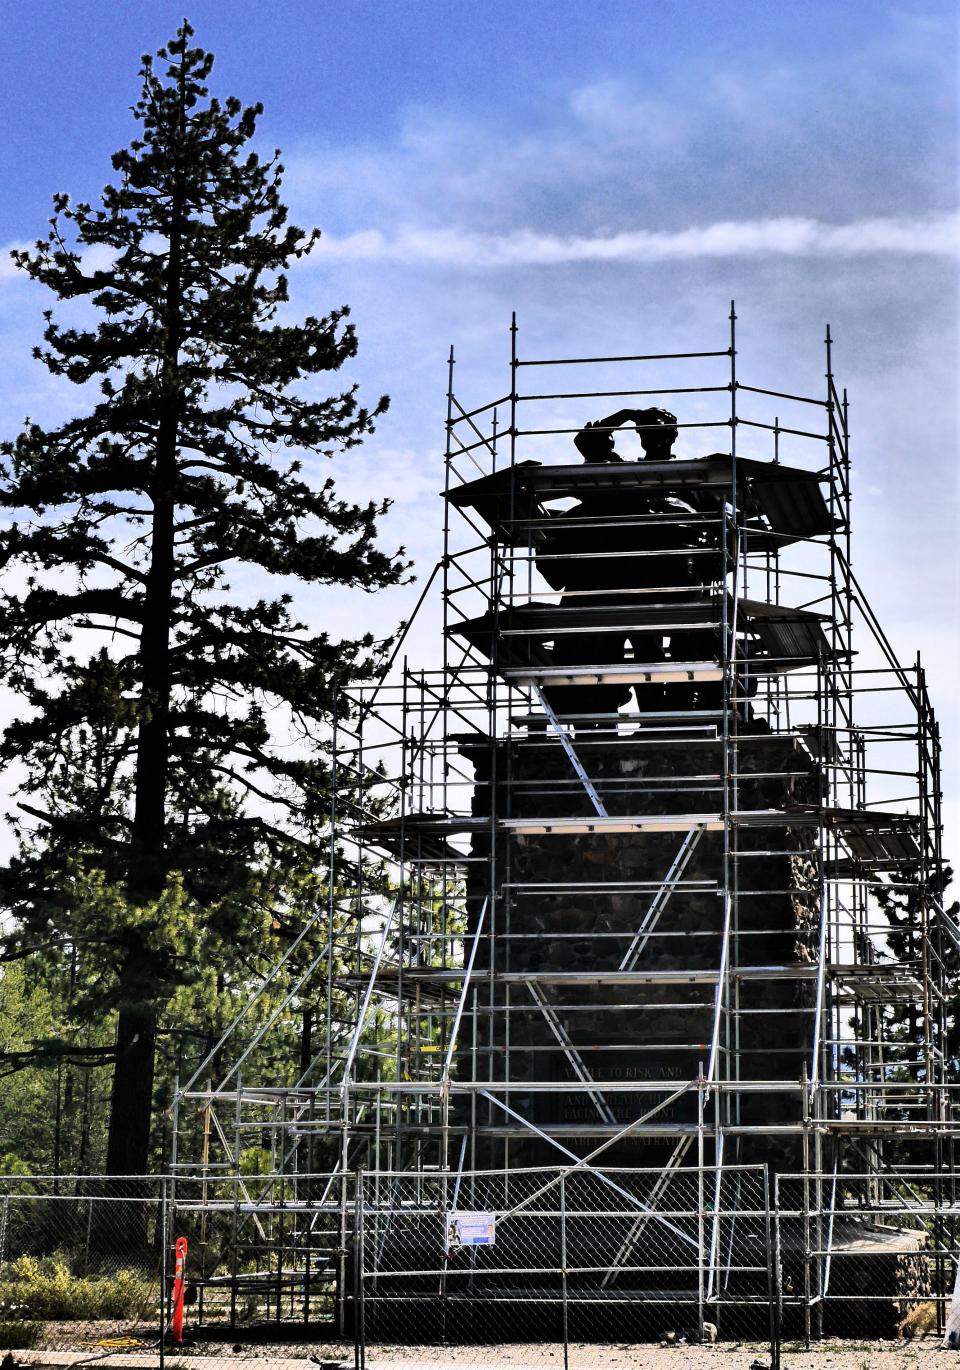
[{"xmin": 0, "ymin": 24, "xmax": 406, "ymax": 1175}]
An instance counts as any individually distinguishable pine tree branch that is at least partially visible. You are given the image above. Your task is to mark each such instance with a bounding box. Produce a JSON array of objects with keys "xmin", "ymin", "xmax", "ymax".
[
  {"xmin": 10, "ymin": 587, "xmax": 144, "ymax": 628},
  {"xmin": 0, "ymin": 1044, "xmax": 118, "ymax": 1076}
]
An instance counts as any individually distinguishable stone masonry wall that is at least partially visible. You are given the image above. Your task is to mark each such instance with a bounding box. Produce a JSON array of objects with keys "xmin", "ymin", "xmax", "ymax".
[{"xmin": 459, "ymin": 727, "xmax": 821, "ymax": 1169}]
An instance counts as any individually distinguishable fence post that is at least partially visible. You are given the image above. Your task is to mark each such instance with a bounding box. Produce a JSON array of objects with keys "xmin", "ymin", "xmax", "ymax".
[
  {"xmin": 696, "ymin": 1102, "xmax": 705, "ymax": 1341},
  {"xmin": 354, "ymin": 1169, "xmax": 365, "ymax": 1370},
  {"xmin": 84, "ymin": 1196, "xmax": 93, "ymax": 1275},
  {"xmin": 0, "ymin": 1195, "xmax": 8, "ymax": 1277},
  {"xmin": 763, "ymin": 1166, "xmax": 780, "ymax": 1370},
  {"xmin": 560, "ymin": 1173, "xmax": 569, "ymax": 1370},
  {"xmin": 159, "ymin": 1177, "xmax": 168, "ymax": 1370}
]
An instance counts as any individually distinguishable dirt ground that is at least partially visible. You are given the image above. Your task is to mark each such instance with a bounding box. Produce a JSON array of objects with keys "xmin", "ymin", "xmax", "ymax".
[
  {"xmin": 327, "ymin": 1343, "xmax": 960, "ymax": 1369},
  {"xmin": 14, "ymin": 1332, "xmax": 960, "ymax": 1370},
  {"xmin": 178, "ymin": 1337, "xmax": 960, "ymax": 1368},
  {"xmin": 353, "ymin": 1342, "xmax": 960, "ymax": 1369}
]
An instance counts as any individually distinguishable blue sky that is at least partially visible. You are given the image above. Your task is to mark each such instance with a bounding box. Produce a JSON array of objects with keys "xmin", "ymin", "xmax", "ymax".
[
  {"xmin": 0, "ymin": 0, "xmax": 958, "ymax": 846},
  {"xmin": 1, "ymin": 2, "xmax": 956, "ymax": 235}
]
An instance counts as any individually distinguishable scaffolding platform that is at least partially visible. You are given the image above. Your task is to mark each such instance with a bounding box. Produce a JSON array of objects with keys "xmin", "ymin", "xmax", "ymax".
[{"xmin": 450, "ymin": 596, "xmax": 833, "ymax": 674}]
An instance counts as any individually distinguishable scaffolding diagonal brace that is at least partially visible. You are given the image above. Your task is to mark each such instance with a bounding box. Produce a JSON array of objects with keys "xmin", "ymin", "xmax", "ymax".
[
  {"xmin": 480, "ymin": 1085, "xmax": 699, "ymax": 1249},
  {"xmin": 340, "ymin": 896, "xmax": 400, "ymax": 1100},
  {"xmin": 619, "ymin": 824, "xmax": 707, "ymax": 972},
  {"xmin": 442, "ymin": 898, "xmax": 489, "ymax": 1083},
  {"xmin": 531, "ymin": 681, "xmax": 607, "ymax": 817},
  {"xmin": 526, "ymin": 980, "xmax": 617, "ymax": 1125},
  {"xmin": 600, "ymin": 1136, "xmax": 693, "ymax": 1286}
]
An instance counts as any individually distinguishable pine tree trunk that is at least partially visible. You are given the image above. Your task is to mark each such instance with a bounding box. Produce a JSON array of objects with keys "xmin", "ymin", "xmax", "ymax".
[
  {"xmin": 105, "ymin": 966, "xmax": 159, "ymax": 1176},
  {"xmin": 62, "ymin": 1064, "xmax": 74, "ymax": 1175},
  {"xmin": 78, "ymin": 1067, "xmax": 92, "ymax": 1173},
  {"xmin": 104, "ymin": 416, "xmax": 177, "ymax": 1178},
  {"xmin": 105, "ymin": 120, "xmax": 185, "ymax": 1179},
  {"xmin": 104, "ymin": 474, "xmax": 176, "ymax": 1176}
]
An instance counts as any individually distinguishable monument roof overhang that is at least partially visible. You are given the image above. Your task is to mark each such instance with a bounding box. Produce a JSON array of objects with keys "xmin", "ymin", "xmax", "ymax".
[{"xmin": 445, "ymin": 453, "xmax": 837, "ymax": 539}]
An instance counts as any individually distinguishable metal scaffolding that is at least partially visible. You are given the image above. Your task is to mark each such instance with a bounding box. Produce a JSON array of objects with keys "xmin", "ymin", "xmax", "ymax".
[{"xmin": 169, "ymin": 308, "xmax": 956, "ymax": 1343}]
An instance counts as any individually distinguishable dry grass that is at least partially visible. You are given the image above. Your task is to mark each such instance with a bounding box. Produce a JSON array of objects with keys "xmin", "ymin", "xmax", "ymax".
[{"xmin": 897, "ymin": 1300, "xmax": 938, "ymax": 1338}]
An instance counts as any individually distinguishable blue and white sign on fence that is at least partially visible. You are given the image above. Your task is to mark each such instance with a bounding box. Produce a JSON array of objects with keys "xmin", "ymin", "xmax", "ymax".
[{"xmin": 446, "ymin": 1211, "xmax": 496, "ymax": 1249}]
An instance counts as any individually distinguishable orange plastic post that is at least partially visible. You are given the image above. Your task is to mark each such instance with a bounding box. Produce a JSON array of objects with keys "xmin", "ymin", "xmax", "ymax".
[{"xmin": 171, "ymin": 1236, "xmax": 188, "ymax": 1344}]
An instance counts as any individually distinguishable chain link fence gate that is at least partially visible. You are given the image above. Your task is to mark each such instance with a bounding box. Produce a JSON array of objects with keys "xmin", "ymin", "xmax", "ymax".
[
  {"xmin": 166, "ymin": 1170, "xmax": 354, "ymax": 1367},
  {"xmin": 774, "ymin": 1169, "xmax": 960, "ymax": 1344},
  {"xmin": 354, "ymin": 1165, "xmax": 780, "ymax": 1369}
]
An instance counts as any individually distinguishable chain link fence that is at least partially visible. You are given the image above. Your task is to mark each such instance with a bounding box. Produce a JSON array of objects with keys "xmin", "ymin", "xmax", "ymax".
[
  {"xmin": 0, "ymin": 1174, "xmax": 354, "ymax": 1368},
  {"xmin": 0, "ymin": 1176, "xmax": 167, "ymax": 1362},
  {"xmin": 355, "ymin": 1165, "xmax": 778, "ymax": 1367},
  {"xmin": 2, "ymin": 1168, "xmax": 960, "ymax": 1367}
]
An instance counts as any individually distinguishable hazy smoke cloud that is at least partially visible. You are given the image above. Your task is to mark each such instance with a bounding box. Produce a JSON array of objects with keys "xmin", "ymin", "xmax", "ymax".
[{"xmin": 309, "ymin": 215, "xmax": 959, "ymax": 267}]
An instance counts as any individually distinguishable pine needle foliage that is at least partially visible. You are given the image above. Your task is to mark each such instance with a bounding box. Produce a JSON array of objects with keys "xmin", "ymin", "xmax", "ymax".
[{"xmin": 0, "ymin": 23, "xmax": 407, "ymax": 1175}]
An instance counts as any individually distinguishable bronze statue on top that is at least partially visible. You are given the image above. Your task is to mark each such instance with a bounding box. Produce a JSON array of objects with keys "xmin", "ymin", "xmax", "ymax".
[
  {"xmin": 536, "ymin": 408, "xmax": 721, "ymax": 723},
  {"xmin": 572, "ymin": 406, "xmax": 679, "ymax": 464}
]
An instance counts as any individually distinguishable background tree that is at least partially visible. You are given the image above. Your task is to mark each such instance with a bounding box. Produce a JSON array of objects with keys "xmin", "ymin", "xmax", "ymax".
[{"xmin": 0, "ymin": 23, "xmax": 407, "ymax": 1176}]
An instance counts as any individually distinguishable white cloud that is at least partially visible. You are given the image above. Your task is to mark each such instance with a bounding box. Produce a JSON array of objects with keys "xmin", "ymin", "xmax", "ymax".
[
  {"xmin": 307, "ymin": 215, "xmax": 960, "ymax": 268},
  {"xmin": 568, "ymin": 80, "xmax": 687, "ymax": 151},
  {"xmin": 305, "ymin": 445, "xmax": 441, "ymax": 517}
]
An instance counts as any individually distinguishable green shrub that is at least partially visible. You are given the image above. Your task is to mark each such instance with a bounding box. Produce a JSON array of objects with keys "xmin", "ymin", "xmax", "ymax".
[
  {"xmin": 0, "ymin": 1256, "xmax": 153, "ymax": 1320},
  {"xmin": 0, "ymin": 1297, "xmax": 39, "ymax": 1350},
  {"xmin": 0, "ymin": 1321, "xmax": 39, "ymax": 1350}
]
